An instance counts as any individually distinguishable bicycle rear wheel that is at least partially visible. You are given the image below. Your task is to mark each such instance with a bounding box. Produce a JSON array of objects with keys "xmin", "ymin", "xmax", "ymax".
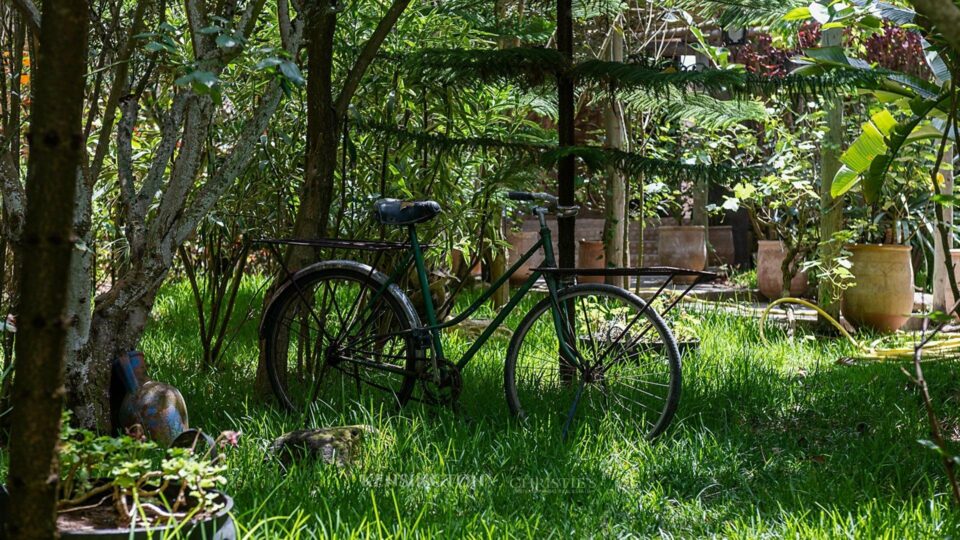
[
  {"xmin": 504, "ymin": 284, "xmax": 682, "ymax": 440},
  {"xmin": 262, "ymin": 262, "xmax": 421, "ymax": 417}
]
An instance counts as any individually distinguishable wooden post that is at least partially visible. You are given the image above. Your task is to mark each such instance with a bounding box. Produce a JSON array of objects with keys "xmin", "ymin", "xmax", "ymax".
[{"xmin": 817, "ymin": 27, "xmax": 845, "ymax": 322}]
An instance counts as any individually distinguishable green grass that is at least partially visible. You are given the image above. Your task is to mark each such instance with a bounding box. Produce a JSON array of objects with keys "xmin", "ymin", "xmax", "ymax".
[{"xmin": 8, "ymin": 277, "xmax": 960, "ymax": 538}]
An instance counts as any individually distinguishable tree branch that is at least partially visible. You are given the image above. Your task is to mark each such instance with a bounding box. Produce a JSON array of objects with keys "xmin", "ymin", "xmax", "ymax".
[
  {"xmin": 334, "ymin": 0, "xmax": 411, "ymax": 116},
  {"xmin": 135, "ymin": 93, "xmax": 190, "ymax": 217},
  {"xmin": 6, "ymin": 0, "xmax": 40, "ymax": 35}
]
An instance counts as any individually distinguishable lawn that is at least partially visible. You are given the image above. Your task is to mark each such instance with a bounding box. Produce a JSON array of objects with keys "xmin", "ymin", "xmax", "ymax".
[{"xmin": 12, "ymin": 279, "xmax": 960, "ymax": 538}]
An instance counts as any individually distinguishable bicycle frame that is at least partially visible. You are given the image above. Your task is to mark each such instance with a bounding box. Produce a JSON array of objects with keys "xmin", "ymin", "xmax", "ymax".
[{"xmin": 400, "ymin": 207, "xmax": 580, "ymax": 372}]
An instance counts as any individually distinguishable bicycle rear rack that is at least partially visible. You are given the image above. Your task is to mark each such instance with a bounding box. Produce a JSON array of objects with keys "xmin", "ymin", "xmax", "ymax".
[
  {"xmin": 534, "ymin": 266, "xmax": 718, "ymax": 318},
  {"xmin": 255, "ymin": 238, "xmax": 428, "ymax": 252}
]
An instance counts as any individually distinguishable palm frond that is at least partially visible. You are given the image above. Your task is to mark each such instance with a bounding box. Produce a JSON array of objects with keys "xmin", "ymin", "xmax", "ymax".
[{"xmin": 674, "ymin": 0, "xmax": 807, "ymax": 28}]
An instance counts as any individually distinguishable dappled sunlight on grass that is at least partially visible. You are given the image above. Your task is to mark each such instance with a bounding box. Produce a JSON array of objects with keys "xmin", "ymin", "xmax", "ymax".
[{"xmin": 127, "ymin": 280, "xmax": 960, "ymax": 536}]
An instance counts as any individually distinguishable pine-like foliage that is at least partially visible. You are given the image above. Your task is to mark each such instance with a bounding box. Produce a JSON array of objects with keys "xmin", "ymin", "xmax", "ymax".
[
  {"xmin": 575, "ymin": 59, "xmax": 886, "ymax": 99},
  {"xmin": 406, "ymin": 47, "xmax": 567, "ymax": 87},
  {"xmin": 619, "ymin": 88, "xmax": 768, "ymax": 129},
  {"xmin": 404, "ymin": 48, "xmax": 886, "ymax": 99},
  {"xmin": 361, "ymin": 122, "xmax": 758, "ymax": 185}
]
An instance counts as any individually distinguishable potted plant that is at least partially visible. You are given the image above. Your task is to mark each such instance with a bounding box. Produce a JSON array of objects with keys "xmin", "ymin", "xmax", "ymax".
[
  {"xmin": 654, "ymin": 183, "xmax": 707, "ymax": 283},
  {"xmin": 836, "ymin": 171, "xmax": 926, "ymax": 333},
  {"xmin": 1, "ymin": 414, "xmax": 237, "ymax": 539},
  {"xmin": 724, "ymin": 117, "xmax": 820, "ymax": 301},
  {"xmin": 828, "ymin": 109, "xmax": 933, "ymax": 333}
]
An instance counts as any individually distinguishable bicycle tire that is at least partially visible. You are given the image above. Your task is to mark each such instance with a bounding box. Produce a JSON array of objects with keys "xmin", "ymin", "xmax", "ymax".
[
  {"xmin": 504, "ymin": 284, "xmax": 682, "ymax": 440},
  {"xmin": 262, "ymin": 261, "xmax": 422, "ymax": 416}
]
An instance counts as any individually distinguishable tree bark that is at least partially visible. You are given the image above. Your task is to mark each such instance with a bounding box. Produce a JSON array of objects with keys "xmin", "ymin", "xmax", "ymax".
[
  {"xmin": 817, "ymin": 27, "xmax": 844, "ymax": 323},
  {"xmin": 256, "ymin": 0, "xmax": 412, "ymax": 396},
  {"xmin": 6, "ymin": 2, "xmax": 88, "ymax": 538},
  {"xmin": 603, "ymin": 20, "xmax": 627, "ymax": 288},
  {"xmin": 933, "ymin": 146, "xmax": 955, "ymax": 312}
]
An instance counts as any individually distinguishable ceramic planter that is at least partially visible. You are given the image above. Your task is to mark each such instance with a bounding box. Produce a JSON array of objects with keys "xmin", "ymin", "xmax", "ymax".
[
  {"xmin": 657, "ymin": 225, "xmax": 707, "ymax": 284},
  {"xmin": 507, "ymin": 231, "xmax": 539, "ymax": 285},
  {"xmin": 578, "ymin": 239, "xmax": 605, "ymax": 284},
  {"xmin": 708, "ymin": 225, "xmax": 735, "ymax": 266},
  {"xmin": 0, "ymin": 484, "xmax": 235, "ymax": 540},
  {"xmin": 756, "ymin": 240, "xmax": 809, "ymax": 300},
  {"xmin": 841, "ymin": 244, "xmax": 914, "ymax": 333}
]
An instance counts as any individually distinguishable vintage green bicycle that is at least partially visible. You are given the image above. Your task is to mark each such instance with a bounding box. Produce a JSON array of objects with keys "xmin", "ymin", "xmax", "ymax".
[{"xmin": 260, "ymin": 192, "xmax": 713, "ymax": 439}]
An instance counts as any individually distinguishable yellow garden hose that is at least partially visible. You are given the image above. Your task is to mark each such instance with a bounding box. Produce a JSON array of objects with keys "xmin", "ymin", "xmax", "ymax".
[{"xmin": 759, "ymin": 297, "xmax": 960, "ymax": 361}]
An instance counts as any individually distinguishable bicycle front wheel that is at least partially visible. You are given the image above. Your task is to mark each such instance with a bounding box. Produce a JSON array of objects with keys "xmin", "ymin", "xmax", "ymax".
[
  {"xmin": 504, "ymin": 284, "xmax": 682, "ymax": 440},
  {"xmin": 262, "ymin": 262, "xmax": 421, "ymax": 418}
]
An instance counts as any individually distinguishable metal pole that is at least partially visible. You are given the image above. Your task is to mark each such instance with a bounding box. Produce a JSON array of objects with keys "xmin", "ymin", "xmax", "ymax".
[{"xmin": 557, "ymin": 0, "xmax": 575, "ymax": 277}]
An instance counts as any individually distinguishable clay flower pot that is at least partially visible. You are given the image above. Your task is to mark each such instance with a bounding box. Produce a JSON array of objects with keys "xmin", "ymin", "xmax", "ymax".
[
  {"xmin": 708, "ymin": 225, "xmax": 735, "ymax": 266},
  {"xmin": 657, "ymin": 225, "xmax": 707, "ymax": 284},
  {"xmin": 756, "ymin": 240, "xmax": 809, "ymax": 300},
  {"xmin": 452, "ymin": 249, "xmax": 481, "ymax": 277},
  {"xmin": 578, "ymin": 239, "xmax": 605, "ymax": 284},
  {"xmin": 945, "ymin": 249, "xmax": 960, "ymax": 316},
  {"xmin": 507, "ymin": 230, "xmax": 539, "ymax": 285},
  {"xmin": 0, "ymin": 483, "xmax": 235, "ymax": 540},
  {"xmin": 841, "ymin": 244, "xmax": 914, "ymax": 333}
]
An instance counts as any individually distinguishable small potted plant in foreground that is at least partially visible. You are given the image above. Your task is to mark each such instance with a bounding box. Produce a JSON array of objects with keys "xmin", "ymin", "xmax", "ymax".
[{"xmin": 2, "ymin": 414, "xmax": 236, "ymax": 539}]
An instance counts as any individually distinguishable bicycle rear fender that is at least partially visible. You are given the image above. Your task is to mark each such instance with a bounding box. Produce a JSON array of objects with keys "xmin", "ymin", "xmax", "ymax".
[{"xmin": 259, "ymin": 259, "xmax": 423, "ymax": 340}]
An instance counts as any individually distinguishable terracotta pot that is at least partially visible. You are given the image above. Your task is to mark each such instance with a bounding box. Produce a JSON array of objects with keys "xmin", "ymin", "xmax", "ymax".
[
  {"xmin": 507, "ymin": 231, "xmax": 539, "ymax": 285},
  {"xmin": 657, "ymin": 225, "xmax": 707, "ymax": 284},
  {"xmin": 756, "ymin": 240, "xmax": 809, "ymax": 300},
  {"xmin": 0, "ymin": 483, "xmax": 235, "ymax": 539},
  {"xmin": 708, "ymin": 226, "xmax": 735, "ymax": 266},
  {"xmin": 841, "ymin": 244, "xmax": 914, "ymax": 333},
  {"xmin": 452, "ymin": 249, "xmax": 481, "ymax": 277},
  {"xmin": 578, "ymin": 239, "xmax": 605, "ymax": 284}
]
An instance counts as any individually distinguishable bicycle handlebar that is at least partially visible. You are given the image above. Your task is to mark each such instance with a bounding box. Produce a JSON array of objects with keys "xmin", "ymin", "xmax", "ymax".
[
  {"xmin": 507, "ymin": 191, "xmax": 558, "ymax": 205},
  {"xmin": 507, "ymin": 191, "xmax": 579, "ymax": 218}
]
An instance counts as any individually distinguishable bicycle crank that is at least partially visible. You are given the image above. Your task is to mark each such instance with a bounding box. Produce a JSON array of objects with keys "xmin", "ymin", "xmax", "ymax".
[{"xmin": 422, "ymin": 359, "xmax": 462, "ymax": 406}]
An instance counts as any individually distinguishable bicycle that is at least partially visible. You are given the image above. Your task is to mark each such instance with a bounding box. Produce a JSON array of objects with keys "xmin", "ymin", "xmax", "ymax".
[{"xmin": 258, "ymin": 192, "xmax": 714, "ymax": 439}]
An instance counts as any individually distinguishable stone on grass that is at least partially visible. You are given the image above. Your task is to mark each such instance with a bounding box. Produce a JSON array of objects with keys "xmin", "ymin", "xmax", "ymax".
[{"xmin": 268, "ymin": 425, "xmax": 376, "ymax": 469}]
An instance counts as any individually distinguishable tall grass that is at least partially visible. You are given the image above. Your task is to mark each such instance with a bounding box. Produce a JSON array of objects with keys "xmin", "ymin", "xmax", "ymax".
[{"xmin": 6, "ymin": 278, "xmax": 960, "ymax": 538}]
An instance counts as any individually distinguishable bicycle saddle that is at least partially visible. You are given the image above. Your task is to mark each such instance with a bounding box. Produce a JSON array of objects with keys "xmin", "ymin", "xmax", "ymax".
[{"xmin": 374, "ymin": 199, "xmax": 441, "ymax": 226}]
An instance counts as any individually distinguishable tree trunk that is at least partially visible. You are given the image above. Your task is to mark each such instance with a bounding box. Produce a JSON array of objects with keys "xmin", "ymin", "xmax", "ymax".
[
  {"xmin": 933, "ymin": 146, "xmax": 954, "ymax": 312},
  {"xmin": 603, "ymin": 20, "xmax": 627, "ymax": 288},
  {"xmin": 65, "ymin": 269, "xmax": 163, "ymax": 431},
  {"xmin": 6, "ymin": 2, "xmax": 89, "ymax": 538},
  {"xmin": 256, "ymin": 0, "xmax": 411, "ymax": 397},
  {"xmin": 817, "ymin": 27, "xmax": 845, "ymax": 323},
  {"xmin": 290, "ymin": 1, "xmax": 339, "ymax": 261}
]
